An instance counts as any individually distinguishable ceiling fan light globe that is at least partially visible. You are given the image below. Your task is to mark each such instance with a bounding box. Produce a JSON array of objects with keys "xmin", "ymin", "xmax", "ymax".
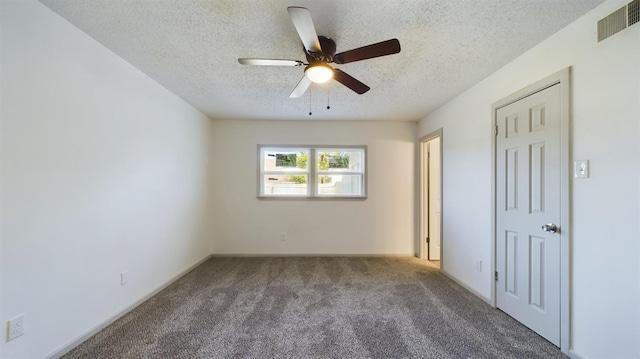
[{"xmin": 305, "ymin": 64, "xmax": 333, "ymax": 83}]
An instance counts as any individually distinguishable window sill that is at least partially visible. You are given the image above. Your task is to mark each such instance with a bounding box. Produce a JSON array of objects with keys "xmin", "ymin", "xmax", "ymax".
[{"xmin": 257, "ymin": 195, "xmax": 367, "ymax": 201}]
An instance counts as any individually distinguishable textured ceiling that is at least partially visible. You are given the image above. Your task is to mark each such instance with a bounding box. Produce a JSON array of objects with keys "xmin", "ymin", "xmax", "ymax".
[{"xmin": 39, "ymin": 0, "xmax": 604, "ymax": 121}]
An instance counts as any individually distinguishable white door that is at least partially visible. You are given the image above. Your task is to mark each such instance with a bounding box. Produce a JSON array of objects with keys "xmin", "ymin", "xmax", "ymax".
[
  {"xmin": 496, "ymin": 84, "xmax": 561, "ymax": 346},
  {"xmin": 428, "ymin": 138, "xmax": 441, "ymax": 260}
]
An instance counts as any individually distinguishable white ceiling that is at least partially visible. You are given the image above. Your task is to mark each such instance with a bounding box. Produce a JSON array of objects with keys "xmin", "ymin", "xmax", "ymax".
[{"xmin": 39, "ymin": 0, "xmax": 604, "ymax": 122}]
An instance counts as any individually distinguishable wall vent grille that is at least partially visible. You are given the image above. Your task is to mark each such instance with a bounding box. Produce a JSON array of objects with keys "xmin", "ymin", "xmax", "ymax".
[
  {"xmin": 629, "ymin": 0, "xmax": 639, "ymax": 26},
  {"xmin": 597, "ymin": 0, "xmax": 639, "ymax": 42}
]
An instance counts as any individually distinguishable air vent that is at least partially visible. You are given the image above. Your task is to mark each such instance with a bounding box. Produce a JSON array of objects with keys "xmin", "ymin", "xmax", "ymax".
[
  {"xmin": 597, "ymin": 0, "xmax": 639, "ymax": 42},
  {"xmin": 629, "ymin": 0, "xmax": 639, "ymax": 26}
]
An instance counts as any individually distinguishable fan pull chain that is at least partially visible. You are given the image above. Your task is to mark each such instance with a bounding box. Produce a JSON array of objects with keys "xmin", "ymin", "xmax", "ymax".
[
  {"xmin": 309, "ymin": 86, "xmax": 312, "ymax": 116},
  {"xmin": 327, "ymin": 86, "xmax": 331, "ymax": 110}
]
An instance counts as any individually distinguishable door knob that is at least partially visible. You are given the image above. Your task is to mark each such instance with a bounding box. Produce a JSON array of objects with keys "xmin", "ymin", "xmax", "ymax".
[{"xmin": 541, "ymin": 223, "xmax": 559, "ymax": 233}]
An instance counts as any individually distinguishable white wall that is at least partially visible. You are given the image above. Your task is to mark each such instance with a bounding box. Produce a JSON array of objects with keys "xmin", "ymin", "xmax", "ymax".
[
  {"xmin": 211, "ymin": 120, "xmax": 416, "ymax": 256},
  {"xmin": 0, "ymin": 1, "xmax": 215, "ymax": 358},
  {"xmin": 418, "ymin": 0, "xmax": 640, "ymax": 358}
]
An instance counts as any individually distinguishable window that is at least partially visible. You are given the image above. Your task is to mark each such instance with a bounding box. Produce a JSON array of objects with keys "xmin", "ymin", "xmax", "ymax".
[
  {"xmin": 260, "ymin": 147, "xmax": 310, "ymax": 196},
  {"xmin": 259, "ymin": 146, "xmax": 366, "ymax": 199}
]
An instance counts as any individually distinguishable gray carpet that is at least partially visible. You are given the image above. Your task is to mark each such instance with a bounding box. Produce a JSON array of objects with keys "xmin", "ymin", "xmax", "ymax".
[{"xmin": 63, "ymin": 257, "xmax": 566, "ymax": 358}]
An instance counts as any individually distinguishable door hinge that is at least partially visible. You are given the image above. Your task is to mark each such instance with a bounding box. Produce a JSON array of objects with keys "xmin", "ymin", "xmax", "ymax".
[
  {"xmin": 495, "ymin": 271, "xmax": 499, "ymax": 281},
  {"xmin": 494, "ymin": 125, "xmax": 498, "ymax": 136},
  {"xmin": 426, "ymin": 237, "xmax": 430, "ymax": 243}
]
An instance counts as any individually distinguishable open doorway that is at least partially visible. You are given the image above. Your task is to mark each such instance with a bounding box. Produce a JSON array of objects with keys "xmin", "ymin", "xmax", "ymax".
[{"xmin": 419, "ymin": 130, "xmax": 442, "ymax": 269}]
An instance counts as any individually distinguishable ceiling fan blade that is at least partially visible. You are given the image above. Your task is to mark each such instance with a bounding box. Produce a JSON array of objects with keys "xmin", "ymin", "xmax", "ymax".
[
  {"xmin": 334, "ymin": 39, "xmax": 401, "ymax": 64},
  {"xmin": 290, "ymin": 75, "xmax": 312, "ymax": 98},
  {"xmin": 287, "ymin": 7, "xmax": 322, "ymax": 53},
  {"xmin": 333, "ymin": 69, "xmax": 370, "ymax": 95},
  {"xmin": 238, "ymin": 58, "xmax": 304, "ymax": 67}
]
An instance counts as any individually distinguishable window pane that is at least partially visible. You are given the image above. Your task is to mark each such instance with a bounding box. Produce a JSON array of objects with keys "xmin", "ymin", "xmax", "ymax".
[
  {"xmin": 317, "ymin": 150, "xmax": 363, "ymax": 172},
  {"xmin": 263, "ymin": 150, "xmax": 308, "ymax": 172},
  {"xmin": 263, "ymin": 175, "xmax": 308, "ymax": 195},
  {"xmin": 317, "ymin": 175, "xmax": 363, "ymax": 196}
]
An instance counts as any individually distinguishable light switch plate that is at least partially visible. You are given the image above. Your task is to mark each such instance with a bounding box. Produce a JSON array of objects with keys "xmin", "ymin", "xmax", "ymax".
[{"xmin": 574, "ymin": 160, "xmax": 589, "ymax": 179}]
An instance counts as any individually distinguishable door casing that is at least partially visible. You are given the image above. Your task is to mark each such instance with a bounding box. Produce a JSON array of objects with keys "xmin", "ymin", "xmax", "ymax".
[
  {"xmin": 491, "ymin": 68, "xmax": 571, "ymax": 354},
  {"xmin": 419, "ymin": 129, "xmax": 443, "ymax": 263}
]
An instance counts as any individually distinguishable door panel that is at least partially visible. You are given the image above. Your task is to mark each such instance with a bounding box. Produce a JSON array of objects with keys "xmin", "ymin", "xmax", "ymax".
[
  {"xmin": 530, "ymin": 143, "xmax": 545, "ymax": 214},
  {"xmin": 505, "ymin": 231, "xmax": 518, "ymax": 296},
  {"xmin": 421, "ymin": 141, "xmax": 429, "ymax": 259},
  {"xmin": 496, "ymin": 84, "xmax": 561, "ymax": 346},
  {"xmin": 506, "ymin": 147, "xmax": 518, "ymax": 211},
  {"xmin": 428, "ymin": 137, "xmax": 441, "ymax": 260},
  {"xmin": 529, "ymin": 235, "xmax": 546, "ymax": 310}
]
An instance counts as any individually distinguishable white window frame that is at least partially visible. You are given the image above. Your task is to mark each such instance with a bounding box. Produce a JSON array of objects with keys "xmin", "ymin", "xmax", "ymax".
[{"xmin": 258, "ymin": 145, "xmax": 367, "ymax": 199}]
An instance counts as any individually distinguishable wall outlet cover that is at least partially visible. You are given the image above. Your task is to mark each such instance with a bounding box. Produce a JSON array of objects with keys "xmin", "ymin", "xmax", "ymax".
[{"xmin": 8, "ymin": 315, "xmax": 25, "ymax": 341}]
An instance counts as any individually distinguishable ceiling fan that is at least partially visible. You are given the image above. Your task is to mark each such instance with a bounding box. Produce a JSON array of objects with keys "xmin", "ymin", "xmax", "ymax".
[{"xmin": 238, "ymin": 7, "xmax": 401, "ymax": 98}]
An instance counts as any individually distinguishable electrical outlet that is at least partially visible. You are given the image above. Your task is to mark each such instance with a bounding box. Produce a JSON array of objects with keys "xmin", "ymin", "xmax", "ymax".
[
  {"xmin": 280, "ymin": 233, "xmax": 286, "ymax": 242},
  {"xmin": 8, "ymin": 315, "xmax": 25, "ymax": 341},
  {"xmin": 476, "ymin": 260, "xmax": 483, "ymax": 272},
  {"xmin": 121, "ymin": 271, "xmax": 129, "ymax": 286}
]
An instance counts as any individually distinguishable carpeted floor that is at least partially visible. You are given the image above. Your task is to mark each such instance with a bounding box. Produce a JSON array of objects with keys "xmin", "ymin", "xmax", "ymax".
[{"xmin": 63, "ymin": 257, "xmax": 566, "ymax": 358}]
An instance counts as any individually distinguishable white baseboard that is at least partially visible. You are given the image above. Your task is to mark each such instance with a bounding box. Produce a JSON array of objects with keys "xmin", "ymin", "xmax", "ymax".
[
  {"xmin": 46, "ymin": 254, "xmax": 213, "ymax": 359},
  {"xmin": 440, "ymin": 269, "xmax": 492, "ymax": 305},
  {"xmin": 568, "ymin": 349, "xmax": 587, "ymax": 359},
  {"xmin": 209, "ymin": 253, "xmax": 415, "ymax": 257}
]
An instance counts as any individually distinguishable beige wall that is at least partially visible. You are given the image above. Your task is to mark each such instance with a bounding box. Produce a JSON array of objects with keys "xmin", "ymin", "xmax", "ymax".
[
  {"xmin": 211, "ymin": 119, "xmax": 416, "ymax": 256},
  {"xmin": 0, "ymin": 2, "xmax": 215, "ymax": 358},
  {"xmin": 418, "ymin": 0, "xmax": 640, "ymax": 357}
]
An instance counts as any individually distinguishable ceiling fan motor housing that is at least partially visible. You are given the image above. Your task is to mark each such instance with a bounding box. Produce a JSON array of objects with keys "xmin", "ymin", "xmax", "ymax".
[{"xmin": 305, "ymin": 36, "xmax": 336, "ymax": 63}]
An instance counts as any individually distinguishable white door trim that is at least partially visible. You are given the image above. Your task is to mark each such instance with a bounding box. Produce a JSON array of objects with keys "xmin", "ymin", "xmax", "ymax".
[
  {"xmin": 491, "ymin": 68, "xmax": 571, "ymax": 354},
  {"xmin": 418, "ymin": 129, "xmax": 443, "ymax": 263}
]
